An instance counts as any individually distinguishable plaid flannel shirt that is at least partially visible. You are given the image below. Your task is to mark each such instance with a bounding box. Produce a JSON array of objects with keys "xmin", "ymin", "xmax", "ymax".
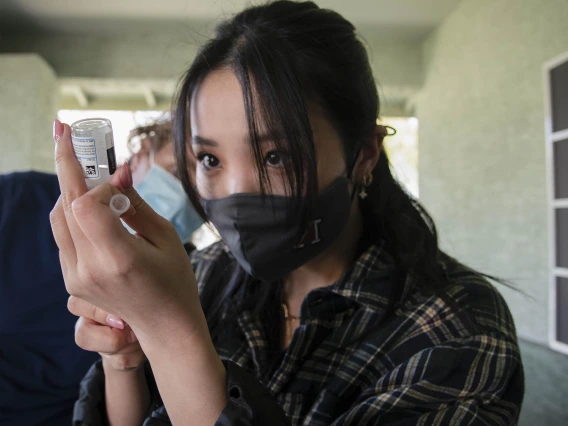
[
  {"xmin": 73, "ymin": 240, "xmax": 523, "ymax": 426},
  {"xmin": 190, "ymin": 240, "xmax": 524, "ymax": 425}
]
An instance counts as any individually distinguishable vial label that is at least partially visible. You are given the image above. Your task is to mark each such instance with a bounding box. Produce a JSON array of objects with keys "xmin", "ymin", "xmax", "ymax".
[
  {"xmin": 72, "ymin": 136, "xmax": 100, "ymax": 179},
  {"xmin": 105, "ymin": 131, "xmax": 117, "ymax": 175}
]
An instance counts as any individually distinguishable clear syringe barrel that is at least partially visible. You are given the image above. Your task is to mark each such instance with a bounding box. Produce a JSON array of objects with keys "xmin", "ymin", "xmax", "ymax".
[{"xmin": 70, "ymin": 118, "xmax": 117, "ymax": 190}]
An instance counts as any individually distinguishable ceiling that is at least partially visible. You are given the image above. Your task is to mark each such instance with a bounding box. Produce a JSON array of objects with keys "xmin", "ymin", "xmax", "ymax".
[
  {"xmin": 1, "ymin": 1, "xmax": 462, "ymax": 110},
  {"xmin": 0, "ymin": 0, "xmax": 462, "ymax": 41}
]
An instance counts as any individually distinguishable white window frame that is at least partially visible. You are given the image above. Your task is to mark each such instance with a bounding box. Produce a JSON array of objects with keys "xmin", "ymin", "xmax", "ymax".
[{"xmin": 545, "ymin": 50, "xmax": 568, "ymax": 355}]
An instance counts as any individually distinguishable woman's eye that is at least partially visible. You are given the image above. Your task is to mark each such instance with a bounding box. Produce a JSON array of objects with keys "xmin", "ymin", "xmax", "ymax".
[
  {"xmin": 198, "ymin": 154, "xmax": 221, "ymax": 170},
  {"xmin": 266, "ymin": 151, "xmax": 284, "ymax": 167}
]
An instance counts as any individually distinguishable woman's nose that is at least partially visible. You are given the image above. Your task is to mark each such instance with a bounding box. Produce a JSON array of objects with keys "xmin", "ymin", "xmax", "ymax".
[{"xmin": 227, "ymin": 167, "xmax": 259, "ymax": 196}]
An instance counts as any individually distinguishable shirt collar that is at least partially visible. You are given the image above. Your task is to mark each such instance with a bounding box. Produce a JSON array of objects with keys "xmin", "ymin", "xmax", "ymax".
[
  {"xmin": 318, "ymin": 241, "xmax": 403, "ymax": 313},
  {"xmin": 218, "ymin": 238, "xmax": 405, "ymax": 313}
]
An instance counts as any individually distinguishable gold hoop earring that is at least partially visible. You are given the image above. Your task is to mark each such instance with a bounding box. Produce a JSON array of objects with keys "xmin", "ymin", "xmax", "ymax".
[{"xmin": 358, "ymin": 173, "xmax": 373, "ymax": 199}]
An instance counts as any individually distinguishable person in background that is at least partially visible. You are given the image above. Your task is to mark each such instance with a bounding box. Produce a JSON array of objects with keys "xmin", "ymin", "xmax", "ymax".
[
  {"xmin": 0, "ymin": 171, "xmax": 99, "ymax": 426},
  {"xmin": 126, "ymin": 120, "xmax": 204, "ymax": 253}
]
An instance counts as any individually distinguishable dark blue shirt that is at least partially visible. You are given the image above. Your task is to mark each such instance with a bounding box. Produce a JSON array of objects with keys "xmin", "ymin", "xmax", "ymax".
[{"xmin": 0, "ymin": 171, "xmax": 99, "ymax": 426}]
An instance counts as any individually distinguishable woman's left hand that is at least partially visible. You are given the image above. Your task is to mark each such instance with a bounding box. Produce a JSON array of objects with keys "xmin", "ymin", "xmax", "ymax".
[{"xmin": 50, "ymin": 120, "xmax": 206, "ymax": 345}]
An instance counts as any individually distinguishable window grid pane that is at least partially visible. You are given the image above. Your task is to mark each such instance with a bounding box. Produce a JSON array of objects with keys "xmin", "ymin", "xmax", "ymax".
[{"xmin": 551, "ymin": 60, "xmax": 568, "ymax": 133}]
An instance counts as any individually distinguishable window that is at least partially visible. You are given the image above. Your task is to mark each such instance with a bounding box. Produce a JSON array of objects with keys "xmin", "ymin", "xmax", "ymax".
[{"xmin": 545, "ymin": 51, "xmax": 568, "ymax": 354}]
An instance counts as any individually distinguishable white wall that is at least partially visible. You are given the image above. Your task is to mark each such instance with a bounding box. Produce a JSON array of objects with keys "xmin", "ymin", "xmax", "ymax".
[
  {"xmin": 0, "ymin": 54, "xmax": 57, "ymax": 173},
  {"xmin": 416, "ymin": 0, "xmax": 568, "ymax": 344}
]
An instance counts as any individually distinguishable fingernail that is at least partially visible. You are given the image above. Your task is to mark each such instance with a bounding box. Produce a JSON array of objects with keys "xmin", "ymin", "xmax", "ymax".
[
  {"xmin": 106, "ymin": 314, "xmax": 124, "ymax": 329},
  {"xmin": 53, "ymin": 119, "xmax": 63, "ymax": 142},
  {"xmin": 129, "ymin": 330, "xmax": 138, "ymax": 343},
  {"xmin": 121, "ymin": 162, "xmax": 133, "ymax": 190}
]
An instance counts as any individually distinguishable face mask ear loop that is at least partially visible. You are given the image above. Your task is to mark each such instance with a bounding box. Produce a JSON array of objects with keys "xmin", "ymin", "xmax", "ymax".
[{"xmin": 149, "ymin": 150, "xmax": 156, "ymax": 167}]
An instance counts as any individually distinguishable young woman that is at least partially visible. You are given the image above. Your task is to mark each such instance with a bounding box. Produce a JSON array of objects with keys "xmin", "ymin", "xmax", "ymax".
[{"xmin": 51, "ymin": 2, "xmax": 524, "ymax": 425}]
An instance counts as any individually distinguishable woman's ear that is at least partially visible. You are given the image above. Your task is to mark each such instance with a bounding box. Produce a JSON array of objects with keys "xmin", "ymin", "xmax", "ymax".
[{"xmin": 351, "ymin": 125, "xmax": 386, "ymax": 182}]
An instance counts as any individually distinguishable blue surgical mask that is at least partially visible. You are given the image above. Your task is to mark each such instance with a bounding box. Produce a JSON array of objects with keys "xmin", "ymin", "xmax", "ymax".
[{"xmin": 131, "ymin": 153, "xmax": 203, "ymax": 243}]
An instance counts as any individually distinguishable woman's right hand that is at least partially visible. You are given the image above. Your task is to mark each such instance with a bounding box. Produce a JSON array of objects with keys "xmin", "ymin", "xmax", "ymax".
[{"xmin": 68, "ymin": 296, "xmax": 146, "ymax": 372}]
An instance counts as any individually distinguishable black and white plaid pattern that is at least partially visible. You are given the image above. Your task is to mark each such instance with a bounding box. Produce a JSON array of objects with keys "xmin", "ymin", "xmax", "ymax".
[{"xmin": 190, "ymin": 241, "xmax": 524, "ymax": 425}]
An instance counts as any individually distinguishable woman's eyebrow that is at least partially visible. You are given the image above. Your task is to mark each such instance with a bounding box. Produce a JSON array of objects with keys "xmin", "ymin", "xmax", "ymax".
[
  {"xmin": 254, "ymin": 132, "xmax": 283, "ymax": 144},
  {"xmin": 192, "ymin": 133, "xmax": 280, "ymax": 147},
  {"xmin": 192, "ymin": 136, "xmax": 218, "ymax": 147}
]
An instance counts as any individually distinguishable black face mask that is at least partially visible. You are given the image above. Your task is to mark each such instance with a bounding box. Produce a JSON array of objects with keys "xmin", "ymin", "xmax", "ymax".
[{"xmin": 200, "ymin": 177, "xmax": 353, "ymax": 281}]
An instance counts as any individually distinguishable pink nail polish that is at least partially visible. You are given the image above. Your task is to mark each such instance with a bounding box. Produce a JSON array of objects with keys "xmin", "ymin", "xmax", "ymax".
[
  {"xmin": 106, "ymin": 314, "xmax": 124, "ymax": 329},
  {"xmin": 53, "ymin": 119, "xmax": 63, "ymax": 142},
  {"xmin": 121, "ymin": 162, "xmax": 133, "ymax": 190}
]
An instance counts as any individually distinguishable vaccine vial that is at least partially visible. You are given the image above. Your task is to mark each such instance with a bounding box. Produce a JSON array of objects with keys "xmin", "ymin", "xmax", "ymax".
[{"xmin": 70, "ymin": 118, "xmax": 117, "ymax": 190}]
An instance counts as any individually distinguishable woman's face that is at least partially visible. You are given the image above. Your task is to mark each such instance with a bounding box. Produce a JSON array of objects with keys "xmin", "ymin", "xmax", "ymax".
[{"xmin": 189, "ymin": 68, "xmax": 348, "ymax": 200}]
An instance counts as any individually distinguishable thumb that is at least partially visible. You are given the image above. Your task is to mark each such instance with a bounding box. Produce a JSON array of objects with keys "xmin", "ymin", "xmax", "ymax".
[{"xmin": 112, "ymin": 162, "xmax": 174, "ymax": 245}]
